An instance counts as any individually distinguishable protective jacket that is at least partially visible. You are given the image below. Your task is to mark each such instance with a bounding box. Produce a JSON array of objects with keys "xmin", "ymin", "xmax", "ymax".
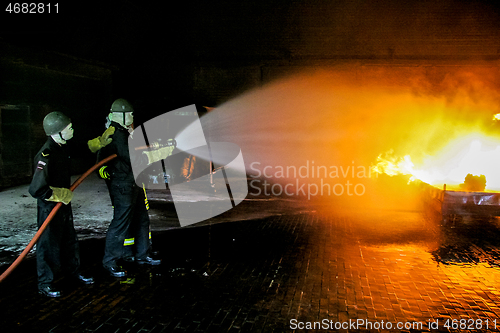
[
  {"xmin": 29, "ymin": 137, "xmax": 80, "ymax": 289},
  {"xmin": 97, "ymin": 121, "xmax": 135, "ymax": 182},
  {"xmin": 29, "ymin": 138, "xmax": 71, "ymax": 200}
]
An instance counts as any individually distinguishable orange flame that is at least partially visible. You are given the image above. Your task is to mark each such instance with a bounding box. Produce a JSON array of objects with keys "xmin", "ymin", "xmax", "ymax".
[{"xmin": 373, "ymin": 134, "xmax": 500, "ymax": 191}]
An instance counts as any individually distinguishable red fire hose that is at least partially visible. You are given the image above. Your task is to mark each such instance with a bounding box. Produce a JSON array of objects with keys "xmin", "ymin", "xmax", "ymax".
[{"xmin": 0, "ymin": 154, "xmax": 117, "ymax": 283}]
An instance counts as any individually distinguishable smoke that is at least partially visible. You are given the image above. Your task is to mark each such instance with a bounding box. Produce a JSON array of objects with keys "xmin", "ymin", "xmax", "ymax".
[{"xmin": 179, "ymin": 65, "xmax": 500, "ymax": 209}]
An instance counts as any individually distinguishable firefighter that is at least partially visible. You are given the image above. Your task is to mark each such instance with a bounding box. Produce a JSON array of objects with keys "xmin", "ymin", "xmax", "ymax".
[
  {"xmin": 99, "ymin": 164, "xmax": 151, "ymax": 264},
  {"xmin": 98, "ymin": 98, "xmax": 168, "ymax": 278},
  {"xmin": 29, "ymin": 111, "xmax": 114, "ymax": 297},
  {"xmin": 98, "ymin": 115, "xmax": 148, "ymax": 264}
]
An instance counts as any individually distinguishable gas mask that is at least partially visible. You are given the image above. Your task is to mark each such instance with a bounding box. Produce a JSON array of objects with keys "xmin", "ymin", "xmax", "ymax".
[
  {"xmin": 110, "ymin": 112, "xmax": 134, "ymax": 133},
  {"xmin": 51, "ymin": 123, "xmax": 74, "ymax": 145}
]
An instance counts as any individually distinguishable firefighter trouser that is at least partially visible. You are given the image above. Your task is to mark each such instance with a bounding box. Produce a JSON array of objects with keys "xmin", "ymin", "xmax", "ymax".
[
  {"xmin": 123, "ymin": 184, "xmax": 151, "ymax": 258},
  {"xmin": 102, "ymin": 181, "xmax": 150, "ymax": 267},
  {"xmin": 36, "ymin": 202, "xmax": 80, "ymax": 289},
  {"xmin": 123, "ymin": 230, "xmax": 152, "ymax": 258}
]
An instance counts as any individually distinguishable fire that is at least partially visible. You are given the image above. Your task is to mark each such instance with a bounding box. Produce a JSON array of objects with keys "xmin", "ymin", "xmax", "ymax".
[
  {"xmin": 373, "ymin": 134, "xmax": 500, "ymax": 191},
  {"xmin": 372, "ymin": 152, "xmax": 416, "ymax": 179}
]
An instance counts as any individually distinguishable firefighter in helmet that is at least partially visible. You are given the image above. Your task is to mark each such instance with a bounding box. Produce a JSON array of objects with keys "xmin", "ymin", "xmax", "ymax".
[
  {"xmin": 98, "ymin": 98, "xmax": 165, "ymax": 278},
  {"xmin": 29, "ymin": 111, "xmax": 114, "ymax": 297}
]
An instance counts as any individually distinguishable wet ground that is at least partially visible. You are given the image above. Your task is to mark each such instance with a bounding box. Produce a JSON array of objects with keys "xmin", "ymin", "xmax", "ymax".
[
  {"xmin": 0, "ymin": 173, "xmax": 294, "ymax": 266},
  {"xmin": 3, "ymin": 177, "xmax": 500, "ymax": 332},
  {"xmin": 0, "ymin": 173, "xmax": 113, "ymax": 265}
]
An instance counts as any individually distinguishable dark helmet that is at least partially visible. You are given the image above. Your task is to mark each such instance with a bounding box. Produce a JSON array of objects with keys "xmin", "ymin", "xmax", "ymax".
[
  {"xmin": 43, "ymin": 112, "xmax": 71, "ymax": 136},
  {"xmin": 110, "ymin": 98, "xmax": 134, "ymax": 113}
]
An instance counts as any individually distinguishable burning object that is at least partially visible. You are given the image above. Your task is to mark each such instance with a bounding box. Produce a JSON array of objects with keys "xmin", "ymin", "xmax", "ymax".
[
  {"xmin": 372, "ymin": 140, "xmax": 500, "ymax": 224},
  {"xmin": 372, "ymin": 135, "xmax": 500, "ymax": 192},
  {"xmin": 441, "ymin": 188, "xmax": 500, "ymax": 225}
]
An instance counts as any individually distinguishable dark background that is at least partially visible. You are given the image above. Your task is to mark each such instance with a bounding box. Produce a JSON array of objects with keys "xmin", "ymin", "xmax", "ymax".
[{"xmin": 0, "ymin": 0, "xmax": 499, "ymax": 186}]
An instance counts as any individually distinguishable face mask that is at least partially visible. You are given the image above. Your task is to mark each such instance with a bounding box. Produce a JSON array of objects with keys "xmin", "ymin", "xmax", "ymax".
[
  {"xmin": 51, "ymin": 123, "xmax": 73, "ymax": 144},
  {"xmin": 61, "ymin": 123, "xmax": 74, "ymax": 140},
  {"xmin": 111, "ymin": 112, "xmax": 134, "ymax": 130}
]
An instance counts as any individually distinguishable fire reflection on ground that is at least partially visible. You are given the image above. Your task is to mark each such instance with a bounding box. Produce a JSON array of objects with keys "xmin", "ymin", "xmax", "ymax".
[{"xmin": 315, "ymin": 205, "xmax": 500, "ymax": 323}]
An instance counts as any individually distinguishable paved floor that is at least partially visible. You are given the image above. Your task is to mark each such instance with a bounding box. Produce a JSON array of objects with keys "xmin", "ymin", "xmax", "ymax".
[
  {"xmin": 0, "ymin": 172, "xmax": 293, "ymax": 266},
  {"xmin": 2, "ymin": 192, "xmax": 500, "ymax": 332}
]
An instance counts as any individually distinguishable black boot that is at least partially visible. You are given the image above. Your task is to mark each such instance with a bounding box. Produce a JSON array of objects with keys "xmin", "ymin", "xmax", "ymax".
[
  {"xmin": 136, "ymin": 257, "xmax": 161, "ymax": 266},
  {"xmin": 39, "ymin": 285, "xmax": 61, "ymax": 298},
  {"xmin": 103, "ymin": 264, "xmax": 126, "ymax": 277}
]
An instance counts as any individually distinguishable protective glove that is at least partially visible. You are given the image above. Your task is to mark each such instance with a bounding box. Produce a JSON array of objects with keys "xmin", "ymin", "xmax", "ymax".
[
  {"xmin": 143, "ymin": 146, "xmax": 175, "ymax": 165},
  {"xmin": 88, "ymin": 126, "xmax": 115, "ymax": 153},
  {"xmin": 46, "ymin": 186, "xmax": 74, "ymax": 205},
  {"xmin": 99, "ymin": 166, "xmax": 111, "ymax": 180}
]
